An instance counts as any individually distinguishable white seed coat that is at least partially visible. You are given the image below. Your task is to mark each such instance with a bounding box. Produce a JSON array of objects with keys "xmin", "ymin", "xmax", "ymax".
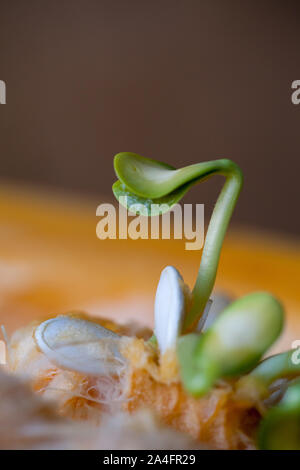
[
  {"xmin": 34, "ymin": 316, "xmax": 125, "ymax": 376},
  {"xmin": 154, "ymin": 266, "xmax": 186, "ymax": 354}
]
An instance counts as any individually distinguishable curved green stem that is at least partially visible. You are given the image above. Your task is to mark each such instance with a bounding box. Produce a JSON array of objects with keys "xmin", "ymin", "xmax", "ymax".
[
  {"xmin": 113, "ymin": 153, "xmax": 243, "ymax": 332},
  {"xmin": 182, "ymin": 160, "xmax": 243, "ymax": 331}
]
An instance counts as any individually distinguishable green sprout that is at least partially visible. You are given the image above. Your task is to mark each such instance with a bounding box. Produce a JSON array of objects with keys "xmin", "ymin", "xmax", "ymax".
[
  {"xmin": 177, "ymin": 292, "xmax": 284, "ymax": 396},
  {"xmin": 113, "ymin": 152, "xmax": 243, "ymax": 331},
  {"xmin": 112, "ymin": 152, "xmax": 300, "ymax": 449}
]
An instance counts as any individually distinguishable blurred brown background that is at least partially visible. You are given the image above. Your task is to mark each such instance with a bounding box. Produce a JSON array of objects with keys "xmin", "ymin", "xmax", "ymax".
[{"xmin": 0, "ymin": 0, "xmax": 299, "ymax": 235}]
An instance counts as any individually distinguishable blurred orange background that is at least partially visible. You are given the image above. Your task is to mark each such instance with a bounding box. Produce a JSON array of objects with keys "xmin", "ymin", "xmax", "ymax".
[{"xmin": 0, "ymin": 184, "xmax": 299, "ymax": 356}]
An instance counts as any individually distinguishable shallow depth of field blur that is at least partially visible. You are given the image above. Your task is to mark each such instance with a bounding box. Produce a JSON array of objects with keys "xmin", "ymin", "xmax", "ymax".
[{"xmin": 0, "ymin": 1, "xmax": 299, "ymax": 350}]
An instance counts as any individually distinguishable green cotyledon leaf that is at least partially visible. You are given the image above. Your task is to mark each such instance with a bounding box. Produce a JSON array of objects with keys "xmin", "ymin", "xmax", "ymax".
[
  {"xmin": 177, "ymin": 292, "xmax": 284, "ymax": 397},
  {"xmin": 112, "ymin": 179, "xmax": 192, "ymax": 216}
]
